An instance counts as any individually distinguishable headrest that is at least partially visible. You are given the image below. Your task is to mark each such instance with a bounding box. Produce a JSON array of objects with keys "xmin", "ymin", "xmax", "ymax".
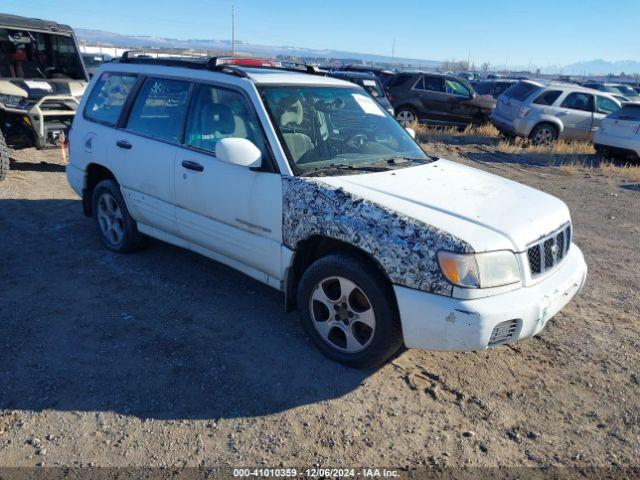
[
  {"xmin": 201, "ymin": 103, "xmax": 235, "ymax": 135},
  {"xmin": 278, "ymin": 97, "xmax": 304, "ymax": 126}
]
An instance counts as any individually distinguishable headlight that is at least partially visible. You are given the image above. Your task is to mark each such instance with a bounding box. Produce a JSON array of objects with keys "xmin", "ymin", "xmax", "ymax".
[
  {"xmin": 438, "ymin": 250, "xmax": 521, "ymax": 288},
  {"xmin": 0, "ymin": 94, "xmax": 25, "ymax": 108}
]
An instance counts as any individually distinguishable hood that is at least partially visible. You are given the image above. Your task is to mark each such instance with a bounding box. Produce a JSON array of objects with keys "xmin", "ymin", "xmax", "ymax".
[
  {"xmin": 468, "ymin": 93, "xmax": 496, "ymax": 110},
  {"xmin": 319, "ymin": 159, "xmax": 571, "ymax": 252},
  {"xmin": 0, "ymin": 78, "xmax": 87, "ymax": 100}
]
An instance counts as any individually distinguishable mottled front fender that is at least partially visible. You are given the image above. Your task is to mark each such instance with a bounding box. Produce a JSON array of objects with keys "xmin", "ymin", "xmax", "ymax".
[{"xmin": 282, "ymin": 177, "xmax": 473, "ymax": 297}]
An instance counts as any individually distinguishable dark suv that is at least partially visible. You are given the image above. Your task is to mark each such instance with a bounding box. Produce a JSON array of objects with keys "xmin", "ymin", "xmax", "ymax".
[
  {"xmin": 473, "ymin": 79, "xmax": 517, "ymax": 100},
  {"xmin": 387, "ymin": 72, "xmax": 494, "ymax": 126}
]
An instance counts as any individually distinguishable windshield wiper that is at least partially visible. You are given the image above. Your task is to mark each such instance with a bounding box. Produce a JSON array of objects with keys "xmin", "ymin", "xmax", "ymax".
[
  {"xmin": 302, "ymin": 162, "xmax": 391, "ymax": 176},
  {"xmin": 383, "ymin": 155, "xmax": 436, "ymax": 165}
]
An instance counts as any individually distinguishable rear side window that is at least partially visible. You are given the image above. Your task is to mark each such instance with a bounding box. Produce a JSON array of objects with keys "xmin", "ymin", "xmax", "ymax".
[
  {"xmin": 84, "ymin": 73, "xmax": 137, "ymax": 126},
  {"xmin": 533, "ymin": 90, "xmax": 562, "ymax": 106},
  {"xmin": 502, "ymin": 82, "xmax": 539, "ymax": 101},
  {"xmin": 595, "ymin": 96, "xmax": 620, "ymax": 115},
  {"xmin": 387, "ymin": 74, "xmax": 414, "ymax": 89},
  {"xmin": 493, "ymin": 82, "xmax": 512, "ymax": 97},
  {"xmin": 416, "ymin": 76, "xmax": 444, "ymax": 92},
  {"xmin": 126, "ymin": 77, "xmax": 191, "ymax": 143},
  {"xmin": 609, "ymin": 104, "xmax": 640, "ymax": 120},
  {"xmin": 561, "ymin": 92, "xmax": 594, "ymax": 112}
]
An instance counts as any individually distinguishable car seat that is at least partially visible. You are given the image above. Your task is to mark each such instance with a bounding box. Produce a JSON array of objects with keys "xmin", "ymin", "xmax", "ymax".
[{"xmin": 277, "ymin": 96, "xmax": 313, "ymax": 162}]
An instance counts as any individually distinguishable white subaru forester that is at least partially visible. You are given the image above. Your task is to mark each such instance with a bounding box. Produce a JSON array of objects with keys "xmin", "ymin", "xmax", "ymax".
[{"xmin": 66, "ymin": 56, "xmax": 587, "ymax": 368}]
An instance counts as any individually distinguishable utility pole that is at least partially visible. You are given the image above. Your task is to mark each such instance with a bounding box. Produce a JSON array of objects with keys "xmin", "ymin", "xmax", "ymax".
[
  {"xmin": 231, "ymin": 5, "xmax": 236, "ymax": 57},
  {"xmin": 391, "ymin": 38, "xmax": 395, "ymax": 64}
]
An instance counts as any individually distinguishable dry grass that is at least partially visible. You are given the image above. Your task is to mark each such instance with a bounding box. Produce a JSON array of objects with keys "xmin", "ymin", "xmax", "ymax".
[
  {"xmin": 413, "ymin": 123, "xmax": 500, "ymax": 144},
  {"xmin": 496, "ymin": 137, "xmax": 595, "ymax": 155}
]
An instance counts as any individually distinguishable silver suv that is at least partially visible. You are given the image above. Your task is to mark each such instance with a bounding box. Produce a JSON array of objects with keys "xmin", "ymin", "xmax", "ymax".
[{"xmin": 491, "ymin": 81, "xmax": 621, "ymax": 144}]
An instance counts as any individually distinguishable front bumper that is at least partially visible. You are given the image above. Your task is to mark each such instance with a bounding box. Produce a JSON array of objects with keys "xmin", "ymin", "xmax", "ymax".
[
  {"xmin": 395, "ymin": 245, "xmax": 587, "ymax": 351},
  {"xmin": 3, "ymin": 95, "xmax": 79, "ymax": 148}
]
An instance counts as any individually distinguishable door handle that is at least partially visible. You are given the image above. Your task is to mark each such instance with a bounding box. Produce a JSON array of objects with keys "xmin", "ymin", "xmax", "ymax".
[
  {"xmin": 116, "ymin": 140, "xmax": 132, "ymax": 149},
  {"xmin": 181, "ymin": 160, "xmax": 204, "ymax": 172}
]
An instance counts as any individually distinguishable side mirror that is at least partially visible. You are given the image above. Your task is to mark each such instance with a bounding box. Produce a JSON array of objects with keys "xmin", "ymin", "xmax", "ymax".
[
  {"xmin": 215, "ymin": 138, "xmax": 262, "ymax": 169},
  {"xmin": 405, "ymin": 127, "xmax": 416, "ymax": 139}
]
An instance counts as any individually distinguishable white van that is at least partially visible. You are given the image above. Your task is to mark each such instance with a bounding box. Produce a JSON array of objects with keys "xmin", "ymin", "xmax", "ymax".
[{"xmin": 66, "ymin": 56, "xmax": 587, "ymax": 368}]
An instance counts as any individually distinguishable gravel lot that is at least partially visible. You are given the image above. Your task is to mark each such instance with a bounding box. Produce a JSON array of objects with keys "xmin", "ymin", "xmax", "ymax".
[{"xmin": 0, "ymin": 141, "xmax": 638, "ymax": 471}]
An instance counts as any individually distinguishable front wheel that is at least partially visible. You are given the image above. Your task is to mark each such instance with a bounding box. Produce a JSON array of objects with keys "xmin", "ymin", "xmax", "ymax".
[{"xmin": 297, "ymin": 253, "xmax": 403, "ymax": 368}]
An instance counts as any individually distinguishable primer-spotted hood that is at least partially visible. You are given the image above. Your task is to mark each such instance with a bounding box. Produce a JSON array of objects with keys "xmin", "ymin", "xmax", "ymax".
[{"xmin": 319, "ymin": 159, "xmax": 571, "ymax": 253}]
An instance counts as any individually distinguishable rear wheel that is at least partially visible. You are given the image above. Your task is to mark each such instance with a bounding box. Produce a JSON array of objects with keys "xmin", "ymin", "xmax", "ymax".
[
  {"xmin": 297, "ymin": 253, "xmax": 403, "ymax": 368},
  {"xmin": 529, "ymin": 123, "xmax": 558, "ymax": 146},
  {"xmin": 0, "ymin": 130, "xmax": 9, "ymax": 181},
  {"xmin": 396, "ymin": 107, "xmax": 418, "ymax": 126},
  {"xmin": 92, "ymin": 179, "xmax": 147, "ymax": 252}
]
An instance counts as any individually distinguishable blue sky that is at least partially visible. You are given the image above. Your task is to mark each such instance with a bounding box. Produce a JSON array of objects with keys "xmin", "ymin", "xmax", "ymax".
[{"xmin": 3, "ymin": 0, "xmax": 639, "ymax": 66}]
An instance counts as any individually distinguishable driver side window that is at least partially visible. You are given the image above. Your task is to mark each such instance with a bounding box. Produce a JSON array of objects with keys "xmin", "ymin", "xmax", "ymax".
[
  {"xmin": 445, "ymin": 79, "xmax": 470, "ymax": 97},
  {"xmin": 184, "ymin": 83, "xmax": 268, "ymax": 157}
]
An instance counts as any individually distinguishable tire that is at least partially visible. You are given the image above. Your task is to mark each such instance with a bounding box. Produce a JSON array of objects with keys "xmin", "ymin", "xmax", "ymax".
[
  {"xmin": 0, "ymin": 130, "xmax": 9, "ymax": 182},
  {"xmin": 91, "ymin": 179, "xmax": 147, "ymax": 253},
  {"xmin": 529, "ymin": 123, "xmax": 558, "ymax": 146},
  {"xmin": 297, "ymin": 253, "xmax": 403, "ymax": 368},
  {"xmin": 395, "ymin": 107, "xmax": 418, "ymax": 126},
  {"xmin": 594, "ymin": 144, "xmax": 610, "ymax": 159}
]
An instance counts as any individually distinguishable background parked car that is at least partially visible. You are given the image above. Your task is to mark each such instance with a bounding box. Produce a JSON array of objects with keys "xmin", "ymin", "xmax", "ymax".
[
  {"xmin": 81, "ymin": 52, "xmax": 112, "ymax": 77},
  {"xmin": 338, "ymin": 65, "xmax": 396, "ymax": 86},
  {"xmin": 327, "ymin": 70, "xmax": 394, "ymax": 115},
  {"xmin": 474, "ymin": 79, "xmax": 518, "ymax": 99},
  {"xmin": 593, "ymin": 103, "xmax": 640, "ymax": 160},
  {"xmin": 387, "ymin": 71, "xmax": 494, "ymax": 126},
  {"xmin": 492, "ymin": 81, "xmax": 621, "ymax": 144},
  {"xmin": 582, "ymin": 81, "xmax": 640, "ymax": 103}
]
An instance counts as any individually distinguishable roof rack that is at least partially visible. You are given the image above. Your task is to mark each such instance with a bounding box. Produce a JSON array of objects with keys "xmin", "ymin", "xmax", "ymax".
[
  {"xmin": 118, "ymin": 51, "xmax": 249, "ymax": 78},
  {"xmin": 117, "ymin": 51, "xmax": 328, "ymax": 78}
]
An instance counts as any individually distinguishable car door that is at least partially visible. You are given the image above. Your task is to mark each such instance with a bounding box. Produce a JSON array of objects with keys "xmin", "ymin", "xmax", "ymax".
[
  {"xmin": 557, "ymin": 92, "xmax": 594, "ymax": 140},
  {"xmin": 109, "ymin": 76, "xmax": 191, "ymax": 236},
  {"xmin": 593, "ymin": 95, "xmax": 621, "ymax": 137},
  {"xmin": 174, "ymin": 82, "xmax": 282, "ymax": 281},
  {"xmin": 412, "ymin": 75, "xmax": 447, "ymax": 123},
  {"xmin": 443, "ymin": 77, "xmax": 474, "ymax": 123}
]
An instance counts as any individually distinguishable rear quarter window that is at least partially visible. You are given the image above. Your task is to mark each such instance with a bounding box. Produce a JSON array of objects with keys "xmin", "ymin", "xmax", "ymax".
[
  {"xmin": 533, "ymin": 90, "xmax": 562, "ymax": 106},
  {"xmin": 84, "ymin": 73, "xmax": 137, "ymax": 126},
  {"xmin": 502, "ymin": 82, "xmax": 540, "ymax": 101}
]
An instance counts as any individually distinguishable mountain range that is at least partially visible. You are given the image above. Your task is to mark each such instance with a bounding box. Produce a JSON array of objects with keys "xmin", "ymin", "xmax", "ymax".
[{"xmin": 75, "ymin": 29, "xmax": 640, "ymax": 75}]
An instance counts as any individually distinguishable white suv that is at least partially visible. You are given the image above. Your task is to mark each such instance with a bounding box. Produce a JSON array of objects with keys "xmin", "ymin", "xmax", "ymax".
[{"xmin": 66, "ymin": 56, "xmax": 587, "ymax": 368}]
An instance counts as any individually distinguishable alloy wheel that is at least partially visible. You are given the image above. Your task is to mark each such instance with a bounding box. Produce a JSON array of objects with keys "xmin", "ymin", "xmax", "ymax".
[
  {"xmin": 96, "ymin": 192, "xmax": 125, "ymax": 246},
  {"xmin": 396, "ymin": 109, "xmax": 416, "ymax": 125},
  {"xmin": 309, "ymin": 276, "xmax": 376, "ymax": 353}
]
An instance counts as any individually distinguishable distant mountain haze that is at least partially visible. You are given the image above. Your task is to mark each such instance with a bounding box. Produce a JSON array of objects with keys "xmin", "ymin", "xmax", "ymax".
[{"xmin": 75, "ymin": 29, "xmax": 640, "ymax": 75}]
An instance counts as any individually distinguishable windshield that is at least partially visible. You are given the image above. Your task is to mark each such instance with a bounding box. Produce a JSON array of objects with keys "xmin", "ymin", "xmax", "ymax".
[
  {"xmin": 609, "ymin": 85, "xmax": 637, "ymax": 97},
  {"xmin": 0, "ymin": 28, "xmax": 84, "ymax": 80},
  {"xmin": 260, "ymin": 85, "xmax": 427, "ymax": 175}
]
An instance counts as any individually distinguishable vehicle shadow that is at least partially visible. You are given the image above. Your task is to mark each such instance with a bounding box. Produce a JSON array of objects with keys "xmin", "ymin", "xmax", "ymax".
[
  {"xmin": 463, "ymin": 149, "xmax": 599, "ymax": 167},
  {"xmin": 0, "ymin": 199, "xmax": 371, "ymax": 420},
  {"xmin": 9, "ymin": 157, "xmax": 67, "ymax": 173}
]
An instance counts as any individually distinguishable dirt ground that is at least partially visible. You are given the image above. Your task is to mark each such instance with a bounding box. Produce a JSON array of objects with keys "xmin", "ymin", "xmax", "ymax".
[{"xmin": 0, "ymin": 139, "xmax": 638, "ymax": 472}]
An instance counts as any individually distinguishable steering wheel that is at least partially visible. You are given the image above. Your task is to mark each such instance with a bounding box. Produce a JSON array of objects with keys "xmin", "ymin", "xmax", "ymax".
[{"xmin": 345, "ymin": 133, "xmax": 368, "ymax": 151}]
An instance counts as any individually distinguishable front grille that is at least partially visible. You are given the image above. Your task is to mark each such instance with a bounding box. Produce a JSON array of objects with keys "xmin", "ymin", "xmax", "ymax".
[
  {"xmin": 527, "ymin": 224, "xmax": 571, "ymax": 277},
  {"xmin": 489, "ymin": 319, "xmax": 520, "ymax": 346}
]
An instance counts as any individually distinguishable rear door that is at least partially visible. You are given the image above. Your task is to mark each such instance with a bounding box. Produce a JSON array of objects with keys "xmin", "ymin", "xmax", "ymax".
[
  {"xmin": 412, "ymin": 75, "xmax": 447, "ymax": 123},
  {"xmin": 110, "ymin": 76, "xmax": 192, "ymax": 236},
  {"xmin": 558, "ymin": 92, "xmax": 594, "ymax": 140},
  {"xmin": 593, "ymin": 95, "xmax": 621, "ymax": 136},
  {"xmin": 494, "ymin": 82, "xmax": 539, "ymax": 121}
]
